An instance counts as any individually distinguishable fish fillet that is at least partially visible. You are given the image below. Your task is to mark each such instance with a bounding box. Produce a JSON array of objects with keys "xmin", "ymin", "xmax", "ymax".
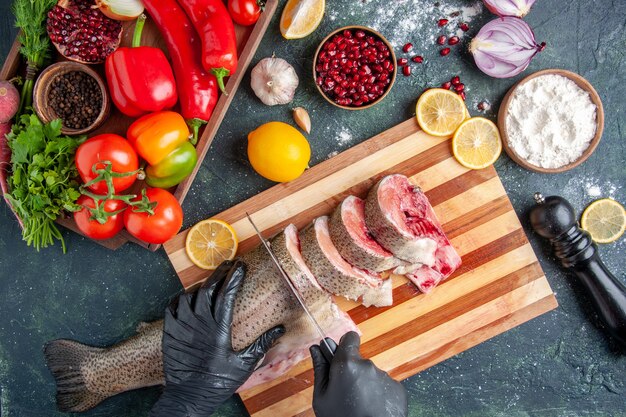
[
  {"xmin": 329, "ymin": 196, "xmax": 402, "ymax": 272},
  {"xmin": 365, "ymin": 175, "xmax": 461, "ymax": 293},
  {"xmin": 300, "ymin": 216, "xmax": 393, "ymax": 307},
  {"xmin": 44, "ymin": 225, "xmax": 357, "ymax": 413}
]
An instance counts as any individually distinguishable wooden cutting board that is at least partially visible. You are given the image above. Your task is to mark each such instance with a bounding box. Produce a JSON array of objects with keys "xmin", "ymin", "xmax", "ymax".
[{"xmin": 164, "ymin": 117, "xmax": 558, "ymax": 417}]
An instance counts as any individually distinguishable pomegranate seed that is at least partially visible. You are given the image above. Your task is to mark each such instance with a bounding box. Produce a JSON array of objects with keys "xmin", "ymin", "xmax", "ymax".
[
  {"xmin": 454, "ymin": 83, "xmax": 465, "ymax": 92},
  {"xmin": 402, "ymin": 65, "xmax": 411, "ymax": 76},
  {"xmin": 412, "ymin": 55, "xmax": 423, "ymax": 63},
  {"xmin": 397, "ymin": 57, "xmax": 408, "ymax": 66},
  {"xmin": 437, "ymin": 35, "xmax": 447, "ymax": 45},
  {"xmin": 451, "ymin": 76, "xmax": 461, "ymax": 86},
  {"xmin": 343, "ymin": 29, "xmax": 352, "ymax": 38},
  {"xmin": 441, "ymin": 81, "xmax": 452, "ymax": 90},
  {"xmin": 459, "ymin": 22, "xmax": 470, "ymax": 32},
  {"xmin": 440, "ymin": 48, "xmax": 451, "ymax": 56},
  {"xmin": 448, "ymin": 36, "xmax": 460, "ymax": 45},
  {"xmin": 477, "ymin": 101, "xmax": 491, "ymax": 111},
  {"xmin": 438, "ymin": 19, "xmax": 449, "ymax": 27},
  {"xmin": 355, "ymin": 30, "xmax": 366, "ymax": 39},
  {"xmin": 403, "ymin": 43, "xmax": 413, "ymax": 53},
  {"xmin": 539, "ymin": 41, "xmax": 547, "ymax": 52},
  {"xmin": 459, "ymin": 91, "xmax": 466, "ymax": 101}
]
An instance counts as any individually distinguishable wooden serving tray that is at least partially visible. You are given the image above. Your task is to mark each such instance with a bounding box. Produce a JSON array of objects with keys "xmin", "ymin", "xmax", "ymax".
[
  {"xmin": 164, "ymin": 118, "xmax": 558, "ymax": 416},
  {"xmin": 0, "ymin": 0, "xmax": 279, "ymax": 251}
]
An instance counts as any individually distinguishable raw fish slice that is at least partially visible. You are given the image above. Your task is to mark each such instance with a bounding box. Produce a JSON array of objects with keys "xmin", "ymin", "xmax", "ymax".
[
  {"xmin": 300, "ymin": 216, "xmax": 393, "ymax": 307},
  {"xmin": 365, "ymin": 175, "xmax": 438, "ymax": 265},
  {"xmin": 330, "ymin": 196, "xmax": 403, "ymax": 272},
  {"xmin": 365, "ymin": 174, "xmax": 461, "ymax": 292}
]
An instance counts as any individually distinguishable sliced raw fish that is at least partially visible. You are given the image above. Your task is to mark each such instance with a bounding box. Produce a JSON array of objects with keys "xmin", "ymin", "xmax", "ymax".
[
  {"xmin": 300, "ymin": 216, "xmax": 393, "ymax": 307},
  {"xmin": 330, "ymin": 196, "xmax": 402, "ymax": 272}
]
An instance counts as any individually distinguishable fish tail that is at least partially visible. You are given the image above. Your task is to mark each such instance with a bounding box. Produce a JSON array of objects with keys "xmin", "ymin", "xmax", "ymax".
[{"xmin": 43, "ymin": 339, "xmax": 107, "ymax": 413}]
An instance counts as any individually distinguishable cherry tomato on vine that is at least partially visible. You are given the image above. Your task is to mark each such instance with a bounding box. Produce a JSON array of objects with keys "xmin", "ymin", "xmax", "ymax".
[
  {"xmin": 123, "ymin": 188, "xmax": 183, "ymax": 244},
  {"xmin": 74, "ymin": 195, "xmax": 127, "ymax": 240},
  {"xmin": 228, "ymin": 0, "xmax": 263, "ymax": 26},
  {"xmin": 75, "ymin": 134, "xmax": 139, "ymax": 195}
]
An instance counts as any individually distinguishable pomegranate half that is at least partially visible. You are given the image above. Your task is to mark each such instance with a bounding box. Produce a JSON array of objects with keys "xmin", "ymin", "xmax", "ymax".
[{"xmin": 47, "ymin": 0, "xmax": 123, "ymax": 64}]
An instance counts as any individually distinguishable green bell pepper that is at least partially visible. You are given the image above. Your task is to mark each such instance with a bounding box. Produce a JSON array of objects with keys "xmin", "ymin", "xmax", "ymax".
[{"xmin": 145, "ymin": 141, "xmax": 198, "ymax": 189}]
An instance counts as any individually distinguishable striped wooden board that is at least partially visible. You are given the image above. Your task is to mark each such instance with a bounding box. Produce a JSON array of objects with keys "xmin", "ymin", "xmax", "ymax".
[{"xmin": 164, "ymin": 117, "xmax": 558, "ymax": 416}]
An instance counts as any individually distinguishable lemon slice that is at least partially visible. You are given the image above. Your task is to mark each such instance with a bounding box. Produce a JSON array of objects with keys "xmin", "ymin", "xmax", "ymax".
[
  {"xmin": 581, "ymin": 198, "xmax": 626, "ymax": 244},
  {"xmin": 452, "ymin": 117, "xmax": 502, "ymax": 169},
  {"xmin": 416, "ymin": 88, "xmax": 467, "ymax": 137},
  {"xmin": 186, "ymin": 219, "xmax": 238, "ymax": 270},
  {"xmin": 280, "ymin": 0, "xmax": 325, "ymax": 39}
]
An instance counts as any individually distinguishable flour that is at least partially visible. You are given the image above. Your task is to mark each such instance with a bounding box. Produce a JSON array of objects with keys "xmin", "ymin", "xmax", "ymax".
[
  {"xmin": 505, "ymin": 74, "xmax": 597, "ymax": 169},
  {"xmin": 335, "ymin": 127, "xmax": 353, "ymax": 145}
]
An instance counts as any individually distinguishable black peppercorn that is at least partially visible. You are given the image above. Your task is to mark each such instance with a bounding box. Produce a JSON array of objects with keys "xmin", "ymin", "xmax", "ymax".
[{"xmin": 47, "ymin": 71, "xmax": 103, "ymax": 130}]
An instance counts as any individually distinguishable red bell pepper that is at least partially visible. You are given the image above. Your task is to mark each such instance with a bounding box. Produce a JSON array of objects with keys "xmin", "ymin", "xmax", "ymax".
[
  {"xmin": 143, "ymin": 0, "xmax": 220, "ymax": 141},
  {"xmin": 105, "ymin": 15, "xmax": 178, "ymax": 118},
  {"xmin": 178, "ymin": 0, "xmax": 239, "ymax": 94}
]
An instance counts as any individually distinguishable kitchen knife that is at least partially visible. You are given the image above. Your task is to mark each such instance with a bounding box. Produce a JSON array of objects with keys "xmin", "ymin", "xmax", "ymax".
[{"xmin": 246, "ymin": 213, "xmax": 338, "ymax": 361}]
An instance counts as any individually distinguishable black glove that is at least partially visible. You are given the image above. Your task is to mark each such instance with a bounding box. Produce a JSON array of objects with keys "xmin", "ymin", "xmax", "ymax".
[
  {"xmin": 150, "ymin": 260, "xmax": 285, "ymax": 417},
  {"xmin": 310, "ymin": 331, "xmax": 408, "ymax": 417}
]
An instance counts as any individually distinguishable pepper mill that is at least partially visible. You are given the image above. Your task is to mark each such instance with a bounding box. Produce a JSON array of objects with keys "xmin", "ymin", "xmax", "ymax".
[{"xmin": 530, "ymin": 193, "xmax": 626, "ymax": 347}]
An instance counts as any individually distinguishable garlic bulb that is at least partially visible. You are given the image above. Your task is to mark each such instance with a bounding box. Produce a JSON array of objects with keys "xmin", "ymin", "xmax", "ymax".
[{"xmin": 251, "ymin": 56, "xmax": 299, "ymax": 106}]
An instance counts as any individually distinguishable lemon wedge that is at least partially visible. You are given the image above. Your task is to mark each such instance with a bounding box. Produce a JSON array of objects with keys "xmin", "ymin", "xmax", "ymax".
[
  {"xmin": 416, "ymin": 88, "xmax": 467, "ymax": 137},
  {"xmin": 581, "ymin": 198, "xmax": 626, "ymax": 244},
  {"xmin": 280, "ymin": 0, "xmax": 325, "ymax": 39},
  {"xmin": 186, "ymin": 219, "xmax": 238, "ymax": 270},
  {"xmin": 452, "ymin": 117, "xmax": 502, "ymax": 169}
]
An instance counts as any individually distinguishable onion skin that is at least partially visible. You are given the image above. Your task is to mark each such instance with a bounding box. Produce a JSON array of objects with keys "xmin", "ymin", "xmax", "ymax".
[
  {"xmin": 470, "ymin": 17, "xmax": 545, "ymax": 79},
  {"xmin": 483, "ymin": 0, "xmax": 536, "ymax": 17},
  {"xmin": 95, "ymin": 0, "xmax": 145, "ymax": 21}
]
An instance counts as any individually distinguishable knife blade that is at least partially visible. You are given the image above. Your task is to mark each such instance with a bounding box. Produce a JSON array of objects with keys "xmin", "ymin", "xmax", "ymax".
[{"xmin": 245, "ymin": 213, "xmax": 337, "ymax": 361}]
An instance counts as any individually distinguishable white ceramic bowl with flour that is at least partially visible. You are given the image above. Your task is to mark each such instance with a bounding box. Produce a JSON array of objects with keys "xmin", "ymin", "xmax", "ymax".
[{"xmin": 498, "ymin": 69, "xmax": 604, "ymax": 173}]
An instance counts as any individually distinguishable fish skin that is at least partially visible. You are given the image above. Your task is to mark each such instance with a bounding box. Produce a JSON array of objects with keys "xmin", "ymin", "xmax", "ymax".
[
  {"xmin": 44, "ymin": 225, "xmax": 358, "ymax": 412},
  {"xmin": 300, "ymin": 216, "xmax": 393, "ymax": 307},
  {"xmin": 365, "ymin": 175, "xmax": 438, "ymax": 265},
  {"xmin": 329, "ymin": 196, "xmax": 402, "ymax": 272}
]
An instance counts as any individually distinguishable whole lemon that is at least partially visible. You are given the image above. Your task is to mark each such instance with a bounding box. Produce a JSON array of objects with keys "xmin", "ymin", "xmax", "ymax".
[{"xmin": 248, "ymin": 122, "xmax": 311, "ymax": 182}]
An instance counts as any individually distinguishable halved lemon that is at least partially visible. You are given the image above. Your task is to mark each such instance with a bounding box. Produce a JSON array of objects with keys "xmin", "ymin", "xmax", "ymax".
[
  {"xmin": 416, "ymin": 88, "xmax": 467, "ymax": 137},
  {"xmin": 280, "ymin": 0, "xmax": 325, "ymax": 39},
  {"xmin": 581, "ymin": 199, "xmax": 626, "ymax": 244},
  {"xmin": 186, "ymin": 219, "xmax": 238, "ymax": 270},
  {"xmin": 452, "ymin": 117, "xmax": 502, "ymax": 170}
]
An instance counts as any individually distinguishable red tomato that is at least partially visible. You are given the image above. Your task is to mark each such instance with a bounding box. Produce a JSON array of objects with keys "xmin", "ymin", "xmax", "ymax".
[
  {"xmin": 124, "ymin": 188, "xmax": 183, "ymax": 244},
  {"xmin": 74, "ymin": 195, "xmax": 127, "ymax": 240},
  {"xmin": 75, "ymin": 134, "xmax": 139, "ymax": 195},
  {"xmin": 228, "ymin": 0, "xmax": 262, "ymax": 26}
]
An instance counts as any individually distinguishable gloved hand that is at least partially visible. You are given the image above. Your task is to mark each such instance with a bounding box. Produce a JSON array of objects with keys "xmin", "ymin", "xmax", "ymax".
[
  {"xmin": 310, "ymin": 331, "xmax": 408, "ymax": 417},
  {"xmin": 150, "ymin": 260, "xmax": 285, "ymax": 417}
]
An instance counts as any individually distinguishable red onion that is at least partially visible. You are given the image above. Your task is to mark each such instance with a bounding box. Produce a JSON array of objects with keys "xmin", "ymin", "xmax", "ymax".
[
  {"xmin": 483, "ymin": 0, "xmax": 536, "ymax": 17},
  {"xmin": 470, "ymin": 17, "xmax": 545, "ymax": 78}
]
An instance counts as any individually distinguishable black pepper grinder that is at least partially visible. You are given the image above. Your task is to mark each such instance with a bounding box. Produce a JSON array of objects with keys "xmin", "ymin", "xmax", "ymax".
[{"xmin": 530, "ymin": 193, "xmax": 626, "ymax": 347}]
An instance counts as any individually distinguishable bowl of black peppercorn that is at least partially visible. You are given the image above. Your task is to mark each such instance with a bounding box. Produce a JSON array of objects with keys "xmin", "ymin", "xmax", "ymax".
[{"xmin": 33, "ymin": 61, "xmax": 111, "ymax": 135}]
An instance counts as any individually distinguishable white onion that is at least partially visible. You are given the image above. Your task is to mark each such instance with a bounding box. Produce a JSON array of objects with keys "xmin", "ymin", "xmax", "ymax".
[
  {"xmin": 483, "ymin": 0, "xmax": 537, "ymax": 17},
  {"xmin": 470, "ymin": 17, "xmax": 545, "ymax": 79}
]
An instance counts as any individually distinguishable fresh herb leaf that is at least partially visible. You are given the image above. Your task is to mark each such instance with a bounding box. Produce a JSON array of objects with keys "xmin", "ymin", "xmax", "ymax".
[{"xmin": 6, "ymin": 115, "xmax": 86, "ymax": 252}]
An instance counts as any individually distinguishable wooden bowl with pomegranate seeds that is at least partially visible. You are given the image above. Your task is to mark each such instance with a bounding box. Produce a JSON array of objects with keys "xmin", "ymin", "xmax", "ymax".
[{"xmin": 313, "ymin": 26, "xmax": 397, "ymax": 110}]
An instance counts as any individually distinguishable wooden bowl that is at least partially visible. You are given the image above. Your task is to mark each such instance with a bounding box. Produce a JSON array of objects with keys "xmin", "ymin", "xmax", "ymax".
[
  {"xmin": 33, "ymin": 61, "xmax": 111, "ymax": 136},
  {"xmin": 313, "ymin": 25, "xmax": 397, "ymax": 111},
  {"xmin": 497, "ymin": 69, "xmax": 604, "ymax": 173}
]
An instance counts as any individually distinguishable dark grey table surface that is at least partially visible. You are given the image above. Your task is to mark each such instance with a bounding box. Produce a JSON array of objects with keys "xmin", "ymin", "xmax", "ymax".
[{"xmin": 0, "ymin": 1, "xmax": 624, "ymax": 416}]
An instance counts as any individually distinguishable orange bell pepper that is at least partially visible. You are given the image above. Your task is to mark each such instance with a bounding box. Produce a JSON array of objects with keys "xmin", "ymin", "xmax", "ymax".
[{"xmin": 127, "ymin": 111, "xmax": 191, "ymax": 166}]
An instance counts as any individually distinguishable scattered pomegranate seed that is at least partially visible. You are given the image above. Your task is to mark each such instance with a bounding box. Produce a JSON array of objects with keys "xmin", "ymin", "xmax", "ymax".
[
  {"xmin": 402, "ymin": 66, "xmax": 411, "ymax": 76},
  {"xmin": 459, "ymin": 22, "xmax": 470, "ymax": 32},
  {"xmin": 437, "ymin": 35, "xmax": 447, "ymax": 45},
  {"xmin": 441, "ymin": 81, "xmax": 452, "ymax": 90},
  {"xmin": 539, "ymin": 41, "xmax": 547, "ymax": 52},
  {"xmin": 397, "ymin": 57, "xmax": 408, "ymax": 66},
  {"xmin": 448, "ymin": 36, "xmax": 460, "ymax": 46},
  {"xmin": 477, "ymin": 101, "xmax": 491, "ymax": 111},
  {"xmin": 459, "ymin": 91, "xmax": 466, "ymax": 101},
  {"xmin": 412, "ymin": 55, "xmax": 424, "ymax": 63},
  {"xmin": 440, "ymin": 47, "xmax": 451, "ymax": 56},
  {"xmin": 438, "ymin": 18, "xmax": 449, "ymax": 27},
  {"xmin": 454, "ymin": 83, "xmax": 465, "ymax": 92},
  {"xmin": 451, "ymin": 76, "xmax": 461, "ymax": 86},
  {"xmin": 403, "ymin": 43, "xmax": 413, "ymax": 53}
]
